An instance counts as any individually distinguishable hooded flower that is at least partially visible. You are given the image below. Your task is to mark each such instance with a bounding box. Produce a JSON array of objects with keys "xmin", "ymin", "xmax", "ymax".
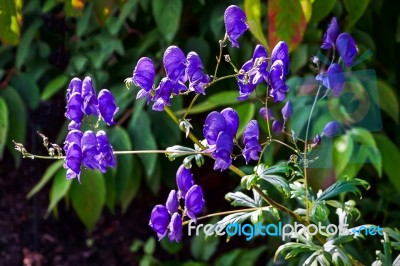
[
  {"xmin": 95, "ymin": 130, "xmax": 116, "ymax": 173},
  {"xmin": 64, "ymin": 129, "xmax": 83, "ymax": 153},
  {"xmin": 220, "ymin": 108, "xmax": 239, "ymax": 139},
  {"xmin": 66, "ymin": 78, "xmax": 82, "ymax": 101},
  {"xmin": 316, "ymin": 63, "xmax": 345, "ymax": 97},
  {"xmin": 64, "ymin": 142, "xmax": 82, "ymax": 181},
  {"xmin": 166, "ymin": 190, "xmax": 179, "ymax": 214},
  {"xmin": 81, "ymin": 76, "xmax": 99, "ymax": 116},
  {"xmin": 68, "ymin": 121, "xmax": 81, "ymax": 130},
  {"xmin": 186, "ymin": 52, "xmax": 210, "ymax": 94},
  {"xmin": 237, "ymin": 59, "xmax": 257, "ymax": 101},
  {"xmin": 65, "ymin": 92, "xmax": 84, "ymax": 123},
  {"xmin": 149, "ymin": 205, "xmax": 170, "ymax": 240},
  {"xmin": 81, "ymin": 130, "xmax": 99, "ymax": 169},
  {"xmin": 272, "ymin": 120, "xmax": 283, "ymax": 134},
  {"xmin": 321, "ymin": 17, "xmax": 340, "ymax": 49},
  {"xmin": 336, "ymin": 33, "xmax": 358, "ymax": 67},
  {"xmin": 242, "ymin": 120, "xmax": 262, "ymax": 163},
  {"xmin": 163, "ymin": 46, "xmax": 187, "ymax": 83},
  {"xmin": 203, "ymin": 111, "xmax": 227, "ymax": 145},
  {"xmin": 323, "ymin": 121, "xmax": 340, "ymax": 137},
  {"xmin": 281, "ymin": 101, "xmax": 293, "ymax": 121},
  {"xmin": 269, "ymin": 60, "xmax": 289, "ymax": 102},
  {"xmin": 98, "ymin": 89, "xmax": 119, "ymax": 126},
  {"xmin": 185, "ymin": 185, "xmax": 205, "ymax": 221},
  {"xmin": 259, "ymin": 107, "xmax": 274, "ymax": 121},
  {"xmin": 152, "ymin": 77, "xmax": 174, "ymax": 111},
  {"xmin": 271, "ymin": 41, "xmax": 290, "ymax": 75},
  {"xmin": 176, "ymin": 165, "xmax": 194, "ymax": 199},
  {"xmin": 133, "ymin": 57, "xmax": 156, "ymax": 102},
  {"xmin": 313, "ymin": 134, "xmax": 322, "ymax": 146},
  {"xmin": 252, "ymin": 44, "xmax": 269, "ymax": 85},
  {"xmin": 168, "ymin": 212, "xmax": 183, "ymax": 242},
  {"xmin": 213, "ymin": 131, "xmax": 234, "ymax": 171},
  {"xmin": 224, "ymin": 5, "xmax": 248, "ymax": 48}
]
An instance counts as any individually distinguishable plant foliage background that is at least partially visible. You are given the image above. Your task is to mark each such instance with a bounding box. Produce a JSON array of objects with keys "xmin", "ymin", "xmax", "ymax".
[{"xmin": 0, "ymin": 0, "xmax": 400, "ymax": 265}]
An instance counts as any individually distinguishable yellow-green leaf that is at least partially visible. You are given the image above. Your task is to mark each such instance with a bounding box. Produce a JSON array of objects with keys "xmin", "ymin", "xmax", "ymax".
[{"xmin": 245, "ymin": 0, "xmax": 269, "ymax": 49}]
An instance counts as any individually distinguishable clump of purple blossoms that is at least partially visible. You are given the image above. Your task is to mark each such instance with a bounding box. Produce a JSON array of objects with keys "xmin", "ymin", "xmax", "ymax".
[
  {"xmin": 203, "ymin": 108, "xmax": 239, "ymax": 171},
  {"xmin": 64, "ymin": 77, "xmax": 118, "ymax": 181},
  {"xmin": 149, "ymin": 165, "xmax": 205, "ymax": 242}
]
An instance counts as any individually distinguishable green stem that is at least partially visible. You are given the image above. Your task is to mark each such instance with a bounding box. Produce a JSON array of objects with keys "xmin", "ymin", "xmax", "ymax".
[
  {"xmin": 213, "ymin": 36, "xmax": 226, "ymax": 79},
  {"xmin": 271, "ymin": 139, "xmax": 300, "ymax": 154},
  {"xmin": 182, "ymin": 207, "xmax": 263, "ymax": 225}
]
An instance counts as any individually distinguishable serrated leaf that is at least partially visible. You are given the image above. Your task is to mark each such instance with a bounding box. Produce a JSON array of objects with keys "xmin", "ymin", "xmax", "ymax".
[
  {"xmin": 0, "ymin": 97, "xmax": 9, "ymax": 158},
  {"xmin": 317, "ymin": 178, "xmax": 369, "ymax": 202},
  {"xmin": 47, "ymin": 168, "xmax": 72, "ymax": 213},
  {"xmin": 27, "ymin": 160, "xmax": 64, "ymax": 198},
  {"xmin": 255, "ymin": 164, "xmax": 290, "ymax": 197},
  {"xmin": 245, "ymin": 0, "xmax": 269, "ymax": 49},
  {"xmin": 268, "ymin": 0, "xmax": 307, "ymax": 51},
  {"xmin": 70, "ymin": 169, "xmax": 105, "ymax": 232},
  {"xmin": 225, "ymin": 191, "xmax": 258, "ymax": 208},
  {"xmin": 41, "ymin": 75, "xmax": 69, "ymax": 101},
  {"xmin": 343, "ymin": 0, "xmax": 370, "ymax": 29},
  {"xmin": 0, "ymin": 0, "xmax": 21, "ymax": 45},
  {"xmin": 152, "ymin": 0, "xmax": 182, "ymax": 42}
]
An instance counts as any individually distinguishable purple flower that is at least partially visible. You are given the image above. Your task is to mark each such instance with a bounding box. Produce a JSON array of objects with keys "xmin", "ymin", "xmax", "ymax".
[
  {"xmin": 98, "ymin": 89, "xmax": 119, "ymax": 126},
  {"xmin": 224, "ymin": 5, "xmax": 249, "ymax": 48},
  {"xmin": 203, "ymin": 111, "xmax": 227, "ymax": 145},
  {"xmin": 133, "ymin": 57, "xmax": 155, "ymax": 102},
  {"xmin": 163, "ymin": 46, "xmax": 187, "ymax": 82},
  {"xmin": 64, "ymin": 129, "xmax": 83, "ymax": 152},
  {"xmin": 64, "ymin": 142, "xmax": 82, "ymax": 181},
  {"xmin": 237, "ymin": 59, "xmax": 257, "ymax": 101},
  {"xmin": 81, "ymin": 76, "xmax": 99, "ymax": 116},
  {"xmin": 149, "ymin": 205, "xmax": 170, "ymax": 240},
  {"xmin": 168, "ymin": 212, "xmax": 183, "ymax": 242},
  {"xmin": 166, "ymin": 190, "xmax": 179, "ymax": 214},
  {"xmin": 152, "ymin": 77, "xmax": 174, "ymax": 111},
  {"xmin": 95, "ymin": 130, "xmax": 116, "ymax": 173},
  {"xmin": 242, "ymin": 120, "xmax": 262, "ymax": 163},
  {"xmin": 259, "ymin": 107, "xmax": 274, "ymax": 121},
  {"xmin": 323, "ymin": 121, "xmax": 340, "ymax": 137},
  {"xmin": 269, "ymin": 60, "xmax": 289, "ymax": 102},
  {"xmin": 68, "ymin": 121, "xmax": 81, "ymax": 130},
  {"xmin": 220, "ymin": 108, "xmax": 239, "ymax": 139},
  {"xmin": 313, "ymin": 134, "xmax": 322, "ymax": 146},
  {"xmin": 336, "ymin": 33, "xmax": 358, "ymax": 67},
  {"xmin": 186, "ymin": 52, "xmax": 210, "ymax": 94},
  {"xmin": 185, "ymin": 185, "xmax": 205, "ymax": 221},
  {"xmin": 81, "ymin": 130, "xmax": 99, "ymax": 169},
  {"xmin": 176, "ymin": 165, "xmax": 194, "ymax": 199},
  {"xmin": 252, "ymin": 44, "xmax": 269, "ymax": 85},
  {"xmin": 272, "ymin": 120, "xmax": 283, "ymax": 134},
  {"xmin": 66, "ymin": 78, "xmax": 82, "ymax": 101},
  {"xmin": 321, "ymin": 17, "xmax": 340, "ymax": 49},
  {"xmin": 271, "ymin": 41, "xmax": 290, "ymax": 75},
  {"xmin": 281, "ymin": 101, "xmax": 293, "ymax": 121},
  {"xmin": 316, "ymin": 63, "xmax": 345, "ymax": 97},
  {"xmin": 65, "ymin": 92, "xmax": 84, "ymax": 123},
  {"xmin": 213, "ymin": 131, "xmax": 234, "ymax": 171}
]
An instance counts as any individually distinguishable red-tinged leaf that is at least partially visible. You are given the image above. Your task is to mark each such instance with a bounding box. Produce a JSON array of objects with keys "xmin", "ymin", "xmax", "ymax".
[{"xmin": 268, "ymin": 0, "xmax": 307, "ymax": 52}]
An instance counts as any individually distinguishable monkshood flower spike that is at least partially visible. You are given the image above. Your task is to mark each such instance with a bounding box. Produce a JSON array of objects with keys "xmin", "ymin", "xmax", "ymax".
[
  {"xmin": 316, "ymin": 63, "xmax": 345, "ymax": 97},
  {"xmin": 242, "ymin": 120, "xmax": 262, "ymax": 163},
  {"xmin": 224, "ymin": 5, "xmax": 249, "ymax": 48},
  {"xmin": 336, "ymin": 33, "xmax": 358, "ymax": 67}
]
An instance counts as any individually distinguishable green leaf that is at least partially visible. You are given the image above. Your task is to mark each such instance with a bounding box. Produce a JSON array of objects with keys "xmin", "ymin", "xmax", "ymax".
[
  {"xmin": 0, "ymin": 97, "xmax": 9, "ymax": 158},
  {"xmin": 343, "ymin": 0, "xmax": 370, "ymax": 29},
  {"xmin": 10, "ymin": 73, "xmax": 40, "ymax": 109},
  {"xmin": 0, "ymin": 87, "xmax": 26, "ymax": 166},
  {"xmin": 47, "ymin": 168, "xmax": 72, "ymax": 213},
  {"xmin": 0, "ymin": 0, "xmax": 20, "ymax": 45},
  {"xmin": 317, "ymin": 178, "xmax": 369, "ymax": 202},
  {"xmin": 375, "ymin": 79, "xmax": 399, "ymax": 124},
  {"xmin": 300, "ymin": 0, "xmax": 312, "ymax": 22},
  {"xmin": 70, "ymin": 169, "xmax": 106, "ymax": 232},
  {"xmin": 106, "ymin": 0, "xmax": 138, "ymax": 36},
  {"xmin": 176, "ymin": 91, "xmax": 239, "ymax": 115},
  {"xmin": 27, "ymin": 160, "xmax": 64, "ymax": 198},
  {"xmin": 152, "ymin": 0, "xmax": 182, "ymax": 42},
  {"xmin": 255, "ymin": 164, "xmax": 290, "ymax": 197},
  {"xmin": 236, "ymin": 103, "xmax": 256, "ymax": 137},
  {"xmin": 225, "ymin": 191, "xmax": 258, "ymax": 208},
  {"xmin": 16, "ymin": 19, "xmax": 42, "ymax": 69},
  {"xmin": 128, "ymin": 111, "xmax": 158, "ymax": 177},
  {"xmin": 76, "ymin": 3, "xmax": 92, "ymax": 37},
  {"xmin": 374, "ymin": 134, "xmax": 400, "ymax": 192},
  {"xmin": 290, "ymin": 44, "xmax": 308, "ymax": 73},
  {"xmin": 143, "ymin": 237, "xmax": 156, "ymax": 255},
  {"xmin": 310, "ymin": 0, "xmax": 337, "ymax": 23},
  {"xmin": 41, "ymin": 75, "xmax": 69, "ymax": 101},
  {"xmin": 191, "ymin": 225, "xmax": 220, "ymax": 261},
  {"xmin": 240, "ymin": 174, "xmax": 257, "ymax": 190},
  {"xmin": 160, "ymin": 237, "xmax": 182, "ymax": 254},
  {"xmin": 104, "ymin": 167, "xmax": 116, "ymax": 213},
  {"xmin": 245, "ymin": 0, "xmax": 269, "ymax": 49},
  {"xmin": 268, "ymin": 0, "xmax": 307, "ymax": 51},
  {"xmin": 333, "ymin": 133, "xmax": 354, "ymax": 176}
]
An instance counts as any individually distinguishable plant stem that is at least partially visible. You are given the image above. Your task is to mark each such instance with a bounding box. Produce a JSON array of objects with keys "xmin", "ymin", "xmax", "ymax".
[
  {"xmin": 213, "ymin": 36, "xmax": 226, "ymax": 80},
  {"xmin": 271, "ymin": 139, "xmax": 300, "ymax": 154},
  {"xmin": 303, "ymin": 85, "xmax": 322, "ymax": 223},
  {"xmin": 182, "ymin": 207, "xmax": 263, "ymax": 225}
]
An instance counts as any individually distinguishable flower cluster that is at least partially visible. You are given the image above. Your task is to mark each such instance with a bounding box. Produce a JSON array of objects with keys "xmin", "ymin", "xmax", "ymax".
[
  {"xmin": 131, "ymin": 47, "xmax": 210, "ymax": 111},
  {"xmin": 237, "ymin": 42, "xmax": 290, "ymax": 102},
  {"xmin": 149, "ymin": 165, "xmax": 205, "ymax": 242},
  {"xmin": 242, "ymin": 120, "xmax": 262, "ymax": 163},
  {"xmin": 316, "ymin": 17, "xmax": 358, "ymax": 97},
  {"xmin": 64, "ymin": 77, "xmax": 118, "ymax": 181}
]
